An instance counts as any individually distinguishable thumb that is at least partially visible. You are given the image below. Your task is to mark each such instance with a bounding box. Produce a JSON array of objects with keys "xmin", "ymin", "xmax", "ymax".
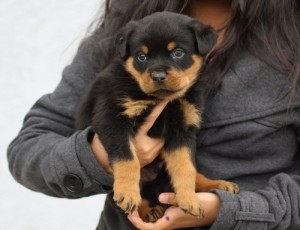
[
  {"xmin": 138, "ymin": 99, "xmax": 169, "ymax": 135},
  {"xmin": 159, "ymin": 193, "xmax": 177, "ymax": 205}
]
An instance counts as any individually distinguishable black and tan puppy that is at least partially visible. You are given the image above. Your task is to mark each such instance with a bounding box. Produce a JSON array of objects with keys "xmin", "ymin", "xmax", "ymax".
[{"xmin": 76, "ymin": 12, "xmax": 239, "ymax": 222}]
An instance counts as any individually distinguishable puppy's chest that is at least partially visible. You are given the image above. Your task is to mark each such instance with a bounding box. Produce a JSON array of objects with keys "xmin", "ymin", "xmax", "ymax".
[{"xmin": 119, "ymin": 96, "xmax": 202, "ymax": 136}]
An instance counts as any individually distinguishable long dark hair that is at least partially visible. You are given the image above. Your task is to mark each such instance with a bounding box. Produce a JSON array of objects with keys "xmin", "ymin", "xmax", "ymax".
[{"xmin": 90, "ymin": 0, "xmax": 300, "ymax": 95}]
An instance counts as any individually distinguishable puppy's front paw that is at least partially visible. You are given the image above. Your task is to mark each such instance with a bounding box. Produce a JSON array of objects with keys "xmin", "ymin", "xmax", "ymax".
[
  {"xmin": 113, "ymin": 188, "xmax": 142, "ymax": 214},
  {"xmin": 112, "ymin": 157, "xmax": 141, "ymax": 214},
  {"xmin": 177, "ymin": 193, "xmax": 204, "ymax": 218}
]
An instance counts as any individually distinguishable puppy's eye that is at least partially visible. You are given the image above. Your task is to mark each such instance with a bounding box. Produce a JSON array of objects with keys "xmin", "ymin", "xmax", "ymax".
[
  {"xmin": 171, "ymin": 49, "xmax": 185, "ymax": 59},
  {"xmin": 136, "ymin": 52, "xmax": 147, "ymax": 63}
]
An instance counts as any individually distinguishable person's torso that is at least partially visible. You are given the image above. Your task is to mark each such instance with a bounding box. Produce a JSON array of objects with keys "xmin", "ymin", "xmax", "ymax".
[{"xmin": 96, "ymin": 39, "xmax": 300, "ymax": 230}]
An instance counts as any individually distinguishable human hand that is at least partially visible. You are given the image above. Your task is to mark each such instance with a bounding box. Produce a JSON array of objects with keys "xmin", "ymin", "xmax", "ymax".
[
  {"xmin": 128, "ymin": 192, "xmax": 221, "ymax": 230},
  {"xmin": 91, "ymin": 99, "xmax": 169, "ymax": 172},
  {"xmin": 132, "ymin": 99, "xmax": 168, "ymax": 167}
]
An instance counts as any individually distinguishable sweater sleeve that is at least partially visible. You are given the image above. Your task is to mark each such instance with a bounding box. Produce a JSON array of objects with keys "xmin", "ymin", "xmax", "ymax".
[
  {"xmin": 208, "ymin": 108, "xmax": 300, "ymax": 230},
  {"xmin": 209, "ymin": 173, "xmax": 300, "ymax": 230},
  {"xmin": 7, "ymin": 36, "xmax": 114, "ymax": 198}
]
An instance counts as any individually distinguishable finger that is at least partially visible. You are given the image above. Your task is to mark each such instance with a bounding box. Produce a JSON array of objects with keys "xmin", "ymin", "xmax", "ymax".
[
  {"xmin": 148, "ymin": 138, "xmax": 165, "ymax": 154},
  {"xmin": 150, "ymin": 137, "xmax": 165, "ymax": 145},
  {"xmin": 141, "ymin": 139, "xmax": 165, "ymax": 166},
  {"xmin": 128, "ymin": 214, "xmax": 156, "ymax": 230},
  {"xmin": 128, "ymin": 213, "xmax": 170, "ymax": 230},
  {"xmin": 138, "ymin": 99, "xmax": 169, "ymax": 135},
  {"xmin": 130, "ymin": 210, "xmax": 140, "ymax": 218},
  {"xmin": 159, "ymin": 193, "xmax": 177, "ymax": 205}
]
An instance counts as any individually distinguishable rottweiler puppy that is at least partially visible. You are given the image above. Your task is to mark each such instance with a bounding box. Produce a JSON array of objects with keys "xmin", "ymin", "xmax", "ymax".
[{"xmin": 76, "ymin": 12, "xmax": 239, "ymax": 222}]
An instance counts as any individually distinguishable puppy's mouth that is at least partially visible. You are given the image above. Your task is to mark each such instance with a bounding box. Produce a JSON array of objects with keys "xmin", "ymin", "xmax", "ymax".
[{"xmin": 149, "ymin": 88, "xmax": 182, "ymax": 98}]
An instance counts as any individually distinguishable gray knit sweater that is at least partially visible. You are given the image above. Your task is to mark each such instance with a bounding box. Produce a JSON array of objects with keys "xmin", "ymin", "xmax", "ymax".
[{"xmin": 7, "ymin": 34, "xmax": 300, "ymax": 229}]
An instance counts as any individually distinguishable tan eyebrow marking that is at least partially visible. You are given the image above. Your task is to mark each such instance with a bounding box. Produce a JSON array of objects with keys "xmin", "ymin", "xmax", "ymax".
[
  {"xmin": 141, "ymin": 45, "xmax": 149, "ymax": 54},
  {"xmin": 167, "ymin": 41, "xmax": 176, "ymax": 51}
]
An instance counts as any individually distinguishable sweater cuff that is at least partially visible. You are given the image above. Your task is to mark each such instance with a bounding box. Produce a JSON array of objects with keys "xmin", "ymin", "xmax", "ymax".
[
  {"xmin": 75, "ymin": 127, "xmax": 113, "ymax": 192},
  {"xmin": 209, "ymin": 190, "xmax": 240, "ymax": 230},
  {"xmin": 210, "ymin": 190, "xmax": 274, "ymax": 230}
]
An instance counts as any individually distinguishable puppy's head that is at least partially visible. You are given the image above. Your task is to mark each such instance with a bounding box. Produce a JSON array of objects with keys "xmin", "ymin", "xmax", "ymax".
[{"xmin": 116, "ymin": 12, "xmax": 217, "ymax": 100}]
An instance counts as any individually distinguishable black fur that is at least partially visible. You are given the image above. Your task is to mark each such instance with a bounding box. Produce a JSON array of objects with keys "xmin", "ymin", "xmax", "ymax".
[{"xmin": 76, "ymin": 12, "xmax": 217, "ymax": 217}]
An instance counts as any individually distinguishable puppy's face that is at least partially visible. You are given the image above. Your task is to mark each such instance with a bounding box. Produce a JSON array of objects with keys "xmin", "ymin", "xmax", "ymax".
[{"xmin": 116, "ymin": 12, "xmax": 217, "ymax": 100}]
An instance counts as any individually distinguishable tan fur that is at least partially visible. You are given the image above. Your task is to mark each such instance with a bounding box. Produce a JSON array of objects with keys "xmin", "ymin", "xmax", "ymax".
[
  {"xmin": 162, "ymin": 147, "xmax": 203, "ymax": 217},
  {"xmin": 125, "ymin": 55, "xmax": 203, "ymax": 101},
  {"xmin": 167, "ymin": 41, "xmax": 176, "ymax": 51},
  {"xmin": 141, "ymin": 45, "xmax": 149, "ymax": 54},
  {"xmin": 167, "ymin": 54, "xmax": 202, "ymax": 89},
  {"xmin": 112, "ymin": 140, "xmax": 141, "ymax": 213},
  {"xmin": 120, "ymin": 97, "xmax": 156, "ymax": 118},
  {"xmin": 165, "ymin": 55, "xmax": 203, "ymax": 100},
  {"xmin": 125, "ymin": 57, "xmax": 153, "ymax": 93},
  {"xmin": 162, "ymin": 147, "xmax": 196, "ymax": 195},
  {"xmin": 179, "ymin": 99, "xmax": 202, "ymax": 127},
  {"xmin": 195, "ymin": 173, "xmax": 240, "ymax": 194}
]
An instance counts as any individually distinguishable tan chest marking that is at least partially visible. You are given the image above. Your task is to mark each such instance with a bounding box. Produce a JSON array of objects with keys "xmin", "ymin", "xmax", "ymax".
[
  {"xmin": 120, "ymin": 97, "xmax": 156, "ymax": 118},
  {"xmin": 179, "ymin": 99, "xmax": 202, "ymax": 127}
]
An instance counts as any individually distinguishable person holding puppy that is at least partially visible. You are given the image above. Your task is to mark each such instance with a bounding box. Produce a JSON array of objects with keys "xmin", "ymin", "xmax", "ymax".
[{"xmin": 7, "ymin": 0, "xmax": 300, "ymax": 229}]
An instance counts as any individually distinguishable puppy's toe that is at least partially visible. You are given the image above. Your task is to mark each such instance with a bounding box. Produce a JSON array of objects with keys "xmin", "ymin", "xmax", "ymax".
[
  {"xmin": 113, "ymin": 191, "xmax": 141, "ymax": 214},
  {"xmin": 215, "ymin": 181, "xmax": 240, "ymax": 194},
  {"xmin": 177, "ymin": 193, "xmax": 205, "ymax": 218},
  {"xmin": 139, "ymin": 202, "xmax": 165, "ymax": 223}
]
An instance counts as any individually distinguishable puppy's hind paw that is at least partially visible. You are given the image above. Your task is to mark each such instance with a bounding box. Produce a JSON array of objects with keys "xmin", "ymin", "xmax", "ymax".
[
  {"xmin": 139, "ymin": 203, "xmax": 165, "ymax": 223},
  {"xmin": 214, "ymin": 180, "xmax": 240, "ymax": 194}
]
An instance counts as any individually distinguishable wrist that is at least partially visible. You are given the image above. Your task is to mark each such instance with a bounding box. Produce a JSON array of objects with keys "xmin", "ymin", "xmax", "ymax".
[
  {"xmin": 196, "ymin": 192, "xmax": 221, "ymax": 227},
  {"xmin": 90, "ymin": 134, "xmax": 112, "ymax": 174},
  {"xmin": 171, "ymin": 193, "xmax": 220, "ymax": 228}
]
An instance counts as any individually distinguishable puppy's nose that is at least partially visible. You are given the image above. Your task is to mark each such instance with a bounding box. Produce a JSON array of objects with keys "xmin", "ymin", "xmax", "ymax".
[{"xmin": 151, "ymin": 72, "xmax": 167, "ymax": 83}]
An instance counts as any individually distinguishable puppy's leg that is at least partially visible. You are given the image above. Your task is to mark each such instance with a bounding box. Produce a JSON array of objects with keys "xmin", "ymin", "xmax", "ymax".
[
  {"xmin": 111, "ymin": 140, "xmax": 142, "ymax": 214},
  {"xmin": 139, "ymin": 163, "xmax": 171, "ymax": 222},
  {"xmin": 195, "ymin": 173, "xmax": 239, "ymax": 194},
  {"xmin": 162, "ymin": 146, "xmax": 204, "ymax": 218}
]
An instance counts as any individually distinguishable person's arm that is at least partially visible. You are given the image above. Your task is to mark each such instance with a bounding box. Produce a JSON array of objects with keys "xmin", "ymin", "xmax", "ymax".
[
  {"xmin": 7, "ymin": 36, "xmax": 116, "ymax": 198},
  {"xmin": 207, "ymin": 107, "xmax": 300, "ymax": 230},
  {"xmin": 208, "ymin": 174, "xmax": 300, "ymax": 230},
  {"xmin": 7, "ymin": 34, "xmax": 167, "ymax": 199},
  {"xmin": 129, "ymin": 172, "xmax": 300, "ymax": 230},
  {"xmin": 129, "ymin": 107, "xmax": 300, "ymax": 230}
]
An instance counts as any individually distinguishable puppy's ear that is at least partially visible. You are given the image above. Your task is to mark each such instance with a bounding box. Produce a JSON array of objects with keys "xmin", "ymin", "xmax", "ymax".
[
  {"xmin": 115, "ymin": 21, "xmax": 137, "ymax": 59},
  {"xmin": 189, "ymin": 20, "xmax": 218, "ymax": 56}
]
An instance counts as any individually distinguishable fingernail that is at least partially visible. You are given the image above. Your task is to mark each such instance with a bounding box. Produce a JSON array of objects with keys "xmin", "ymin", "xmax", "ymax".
[
  {"xmin": 159, "ymin": 193, "xmax": 167, "ymax": 202},
  {"xmin": 127, "ymin": 215, "xmax": 134, "ymax": 221},
  {"xmin": 131, "ymin": 211, "xmax": 139, "ymax": 217}
]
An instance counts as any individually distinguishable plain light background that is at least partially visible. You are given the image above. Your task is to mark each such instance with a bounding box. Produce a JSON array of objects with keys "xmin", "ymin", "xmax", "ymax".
[{"xmin": 0, "ymin": 0, "xmax": 107, "ymax": 229}]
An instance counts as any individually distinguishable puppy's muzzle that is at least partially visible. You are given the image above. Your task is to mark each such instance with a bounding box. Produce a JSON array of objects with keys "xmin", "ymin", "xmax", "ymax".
[{"xmin": 151, "ymin": 71, "xmax": 167, "ymax": 83}]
